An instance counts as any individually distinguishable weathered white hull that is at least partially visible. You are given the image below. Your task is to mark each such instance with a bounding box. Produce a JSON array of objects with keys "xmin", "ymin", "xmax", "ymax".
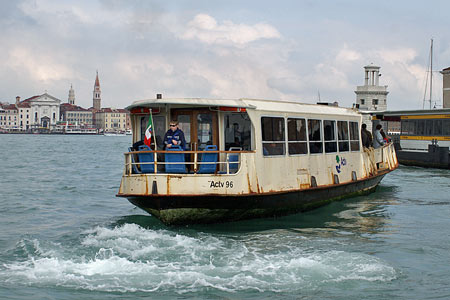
[{"xmin": 117, "ymin": 144, "xmax": 398, "ymax": 225}]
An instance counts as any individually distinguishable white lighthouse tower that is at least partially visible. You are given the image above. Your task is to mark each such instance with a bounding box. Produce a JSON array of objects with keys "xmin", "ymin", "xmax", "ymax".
[
  {"xmin": 355, "ymin": 65, "xmax": 389, "ymax": 131},
  {"xmin": 355, "ymin": 64, "xmax": 389, "ymax": 111}
]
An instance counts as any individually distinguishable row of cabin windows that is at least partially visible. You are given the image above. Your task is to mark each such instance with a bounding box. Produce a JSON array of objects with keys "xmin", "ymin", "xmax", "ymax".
[
  {"xmin": 401, "ymin": 119, "xmax": 450, "ymax": 136},
  {"xmin": 261, "ymin": 117, "xmax": 360, "ymax": 156}
]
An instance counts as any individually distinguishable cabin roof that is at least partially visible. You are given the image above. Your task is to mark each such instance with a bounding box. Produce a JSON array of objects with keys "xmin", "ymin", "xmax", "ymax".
[
  {"xmin": 127, "ymin": 97, "xmax": 360, "ymax": 117},
  {"xmin": 127, "ymin": 98, "xmax": 254, "ymax": 110}
]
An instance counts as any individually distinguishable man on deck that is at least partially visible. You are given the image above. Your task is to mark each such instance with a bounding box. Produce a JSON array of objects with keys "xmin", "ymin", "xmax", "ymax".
[{"xmin": 163, "ymin": 120, "xmax": 187, "ymax": 150}]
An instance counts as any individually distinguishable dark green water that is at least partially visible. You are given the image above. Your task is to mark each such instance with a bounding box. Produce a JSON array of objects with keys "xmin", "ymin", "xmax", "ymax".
[{"xmin": 0, "ymin": 134, "xmax": 449, "ymax": 299}]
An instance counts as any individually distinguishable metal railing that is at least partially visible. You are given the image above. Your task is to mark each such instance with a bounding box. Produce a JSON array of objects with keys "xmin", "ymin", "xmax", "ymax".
[{"xmin": 124, "ymin": 150, "xmax": 249, "ymax": 175}]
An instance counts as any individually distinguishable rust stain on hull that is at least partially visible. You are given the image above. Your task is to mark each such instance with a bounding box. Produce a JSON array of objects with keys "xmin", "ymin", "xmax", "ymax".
[
  {"xmin": 145, "ymin": 175, "xmax": 149, "ymax": 195},
  {"xmin": 117, "ymin": 168, "xmax": 395, "ymax": 199}
]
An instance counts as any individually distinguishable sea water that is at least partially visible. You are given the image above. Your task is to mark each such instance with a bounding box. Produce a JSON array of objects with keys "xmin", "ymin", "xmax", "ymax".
[{"xmin": 0, "ymin": 134, "xmax": 449, "ymax": 299}]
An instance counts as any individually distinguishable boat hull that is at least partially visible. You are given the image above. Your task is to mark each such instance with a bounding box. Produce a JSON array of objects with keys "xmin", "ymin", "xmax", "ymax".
[
  {"xmin": 396, "ymin": 145, "xmax": 450, "ymax": 169},
  {"xmin": 121, "ymin": 171, "xmax": 388, "ymax": 225}
]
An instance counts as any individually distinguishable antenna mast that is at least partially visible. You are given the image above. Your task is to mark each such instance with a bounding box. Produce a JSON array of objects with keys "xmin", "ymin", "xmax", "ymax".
[
  {"xmin": 430, "ymin": 38, "xmax": 433, "ymax": 109},
  {"xmin": 422, "ymin": 38, "xmax": 434, "ymax": 109}
]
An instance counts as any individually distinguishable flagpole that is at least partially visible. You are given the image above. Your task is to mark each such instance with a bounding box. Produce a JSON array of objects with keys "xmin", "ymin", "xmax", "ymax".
[{"xmin": 150, "ymin": 109, "xmax": 157, "ymax": 150}]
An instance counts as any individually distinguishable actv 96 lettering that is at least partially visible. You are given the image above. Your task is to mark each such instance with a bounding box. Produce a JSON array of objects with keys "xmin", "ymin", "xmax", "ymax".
[{"xmin": 208, "ymin": 181, "xmax": 233, "ymax": 188}]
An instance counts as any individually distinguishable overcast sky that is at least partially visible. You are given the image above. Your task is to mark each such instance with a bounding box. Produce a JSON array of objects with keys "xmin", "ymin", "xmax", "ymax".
[{"xmin": 1, "ymin": 0, "xmax": 449, "ymax": 110}]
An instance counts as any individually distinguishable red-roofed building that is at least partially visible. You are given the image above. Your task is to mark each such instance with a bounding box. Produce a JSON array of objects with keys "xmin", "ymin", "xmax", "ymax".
[
  {"xmin": 0, "ymin": 101, "xmax": 19, "ymax": 130},
  {"xmin": 0, "ymin": 93, "xmax": 62, "ymax": 131},
  {"xmin": 60, "ymin": 103, "xmax": 93, "ymax": 126},
  {"xmin": 95, "ymin": 107, "xmax": 129, "ymax": 133}
]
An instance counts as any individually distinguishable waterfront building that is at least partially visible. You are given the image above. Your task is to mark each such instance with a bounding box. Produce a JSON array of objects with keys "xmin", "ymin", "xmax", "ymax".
[
  {"xmin": 60, "ymin": 103, "xmax": 93, "ymax": 127},
  {"xmin": 60, "ymin": 85, "xmax": 93, "ymax": 127},
  {"xmin": 17, "ymin": 93, "xmax": 61, "ymax": 131},
  {"xmin": 0, "ymin": 104, "xmax": 6, "ymax": 129},
  {"xmin": 355, "ymin": 65, "xmax": 389, "ymax": 132},
  {"xmin": 95, "ymin": 108, "xmax": 128, "ymax": 132},
  {"xmin": 440, "ymin": 67, "xmax": 450, "ymax": 109},
  {"xmin": 16, "ymin": 96, "xmax": 32, "ymax": 130},
  {"xmin": 0, "ymin": 102, "xmax": 18, "ymax": 131}
]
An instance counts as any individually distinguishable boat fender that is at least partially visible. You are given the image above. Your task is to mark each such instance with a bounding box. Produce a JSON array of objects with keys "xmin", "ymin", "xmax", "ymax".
[
  {"xmin": 311, "ymin": 176, "xmax": 317, "ymax": 187},
  {"xmin": 334, "ymin": 174, "xmax": 340, "ymax": 184},
  {"xmin": 152, "ymin": 180, "xmax": 158, "ymax": 194}
]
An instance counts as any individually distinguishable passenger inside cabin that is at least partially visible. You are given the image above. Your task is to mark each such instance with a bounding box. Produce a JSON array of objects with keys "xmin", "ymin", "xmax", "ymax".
[{"xmin": 163, "ymin": 120, "xmax": 187, "ymax": 150}]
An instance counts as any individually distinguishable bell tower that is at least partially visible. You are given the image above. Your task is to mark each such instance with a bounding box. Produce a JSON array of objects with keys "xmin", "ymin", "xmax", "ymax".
[
  {"xmin": 68, "ymin": 84, "xmax": 75, "ymax": 105},
  {"xmin": 93, "ymin": 71, "xmax": 101, "ymax": 110}
]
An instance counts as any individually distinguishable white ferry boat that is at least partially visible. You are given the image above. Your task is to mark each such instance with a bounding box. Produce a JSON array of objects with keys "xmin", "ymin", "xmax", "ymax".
[{"xmin": 117, "ymin": 96, "xmax": 398, "ymax": 225}]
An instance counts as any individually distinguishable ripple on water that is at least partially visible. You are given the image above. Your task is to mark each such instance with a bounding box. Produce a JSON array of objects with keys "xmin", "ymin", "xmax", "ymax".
[{"xmin": 0, "ymin": 223, "xmax": 397, "ymax": 293}]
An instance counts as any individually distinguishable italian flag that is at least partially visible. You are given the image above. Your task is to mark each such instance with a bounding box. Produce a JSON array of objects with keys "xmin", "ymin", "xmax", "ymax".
[{"xmin": 144, "ymin": 110, "xmax": 153, "ymax": 147}]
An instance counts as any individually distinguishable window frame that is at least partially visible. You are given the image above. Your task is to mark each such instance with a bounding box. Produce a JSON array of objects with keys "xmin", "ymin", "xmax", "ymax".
[
  {"xmin": 323, "ymin": 119, "xmax": 337, "ymax": 153},
  {"xmin": 261, "ymin": 116, "xmax": 286, "ymax": 157},
  {"xmin": 287, "ymin": 117, "xmax": 308, "ymax": 156},
  {"xmin": 337, "ymin": 120, "xmax": 350, "ymax": 152},
  {"xmin": 307, "ymin": 119, "xmax": 323, "ymax": 154},
  {"xmin": 349, "ymin": 121, "xmax": 360, "ymax": 151}
]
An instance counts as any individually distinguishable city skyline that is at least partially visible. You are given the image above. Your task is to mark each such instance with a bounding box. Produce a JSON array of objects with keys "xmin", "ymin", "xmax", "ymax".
[{"xmin": 1, "ymin": 0, "xmax": 450, "ymax": 110}]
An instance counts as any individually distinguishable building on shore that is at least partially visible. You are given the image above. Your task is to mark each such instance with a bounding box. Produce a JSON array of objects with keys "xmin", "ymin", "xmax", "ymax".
[
  {"xmin": 0, "ymin": 104, "xmax": 5, "ymax": 129},
  {"xmin": 90, "ymin": 71, "xmax": 130, "ymax": 133},
  {"xmin": 95, "ymin": 108, "xmax": 129, "ymax": 133},
  {"xmin": 0, "ymin": 93, "xmax": 61, "ymax": 131},
  {"xmin": 440, "ymin": 67, "xmax": 450, "ymax": 109},
  {"xmin": 59, "ymin": 84, "xmax": 94, "ymax": 127},
  {"xmin": 24, "ymin": 93, "xmax": 61, "ymax": 131},
  {"xmin": 60, "ymin": 103, "xmax": 93, "ymax": 127},
  {"xmin": 0, "ymin": 72, "xmax": 129, "ymax": 133},
  {"xmin": 0, "ymin": 101, "xmax": 19, "ymax": 131}
]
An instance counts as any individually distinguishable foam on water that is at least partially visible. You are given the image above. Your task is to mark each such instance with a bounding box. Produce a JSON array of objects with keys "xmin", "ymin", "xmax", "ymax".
[{"xmin": 0, "ymin": 223, "xmax": 397, "ymax": 293}]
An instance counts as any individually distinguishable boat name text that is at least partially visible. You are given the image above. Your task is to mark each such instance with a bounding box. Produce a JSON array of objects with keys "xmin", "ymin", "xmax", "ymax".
[{"xmin": 209, "ymin": 180, "xmax": 233, "ymax": 188}]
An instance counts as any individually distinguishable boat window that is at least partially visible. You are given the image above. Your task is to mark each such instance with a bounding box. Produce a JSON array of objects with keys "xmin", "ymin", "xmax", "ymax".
[
  {"xmin": 197, "ymin": 113, "xmax": 213, "ymax": 150},
  {"xmin": 323, "ymin": 120, "xmax": 337, "ymax": 153},
  {"xmin": 425, "ymin": 120, "xmax": 433, "ymax": 136},
  {"xmin": 261, "ymin": 117, "xmax": 285, "ymax": 156},
  {"xmin": 224, "ymin": 113, "xmax": 252, "ymax": 150},
  {"xmin": 401, "ymin": 120, "xmax": 410, "ymax": 135},
  {"xmin": 349, "ymin": 121, "xmax": 360, "ymax": 151},
  {"xmin": 434, "ymin": 120, "xmax": 443, "ymax": 136},
  {"xmin": 337, "ymin": 121, "xmax": 349, "ymax": 152},
  {"xmin": 287, "ymin": 118, "xmax": 307, "ymax": 155},
  {"xmin": 308, "ymin": 119, "xmax": 323, "ymax": 154},
  {"xmin": 416, "ymin": 120, "xmax": 425, "ymax": 135},
  {"xmin": 443, "ymin": 120, "xmax": 450, "ymax": 136},
  {"xmin": 140, "ymin": 115, "xmax": 165, "ymax": 149}
]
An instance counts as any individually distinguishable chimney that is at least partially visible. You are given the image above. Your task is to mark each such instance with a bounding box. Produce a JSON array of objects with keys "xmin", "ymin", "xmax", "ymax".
[
  {"xmin": 156, "ymin": 93, "xmax": 162, "ymax": 99},
  {"xmin": 15, "ymin": 96, "xmax": 20, "ymax": 105}
]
